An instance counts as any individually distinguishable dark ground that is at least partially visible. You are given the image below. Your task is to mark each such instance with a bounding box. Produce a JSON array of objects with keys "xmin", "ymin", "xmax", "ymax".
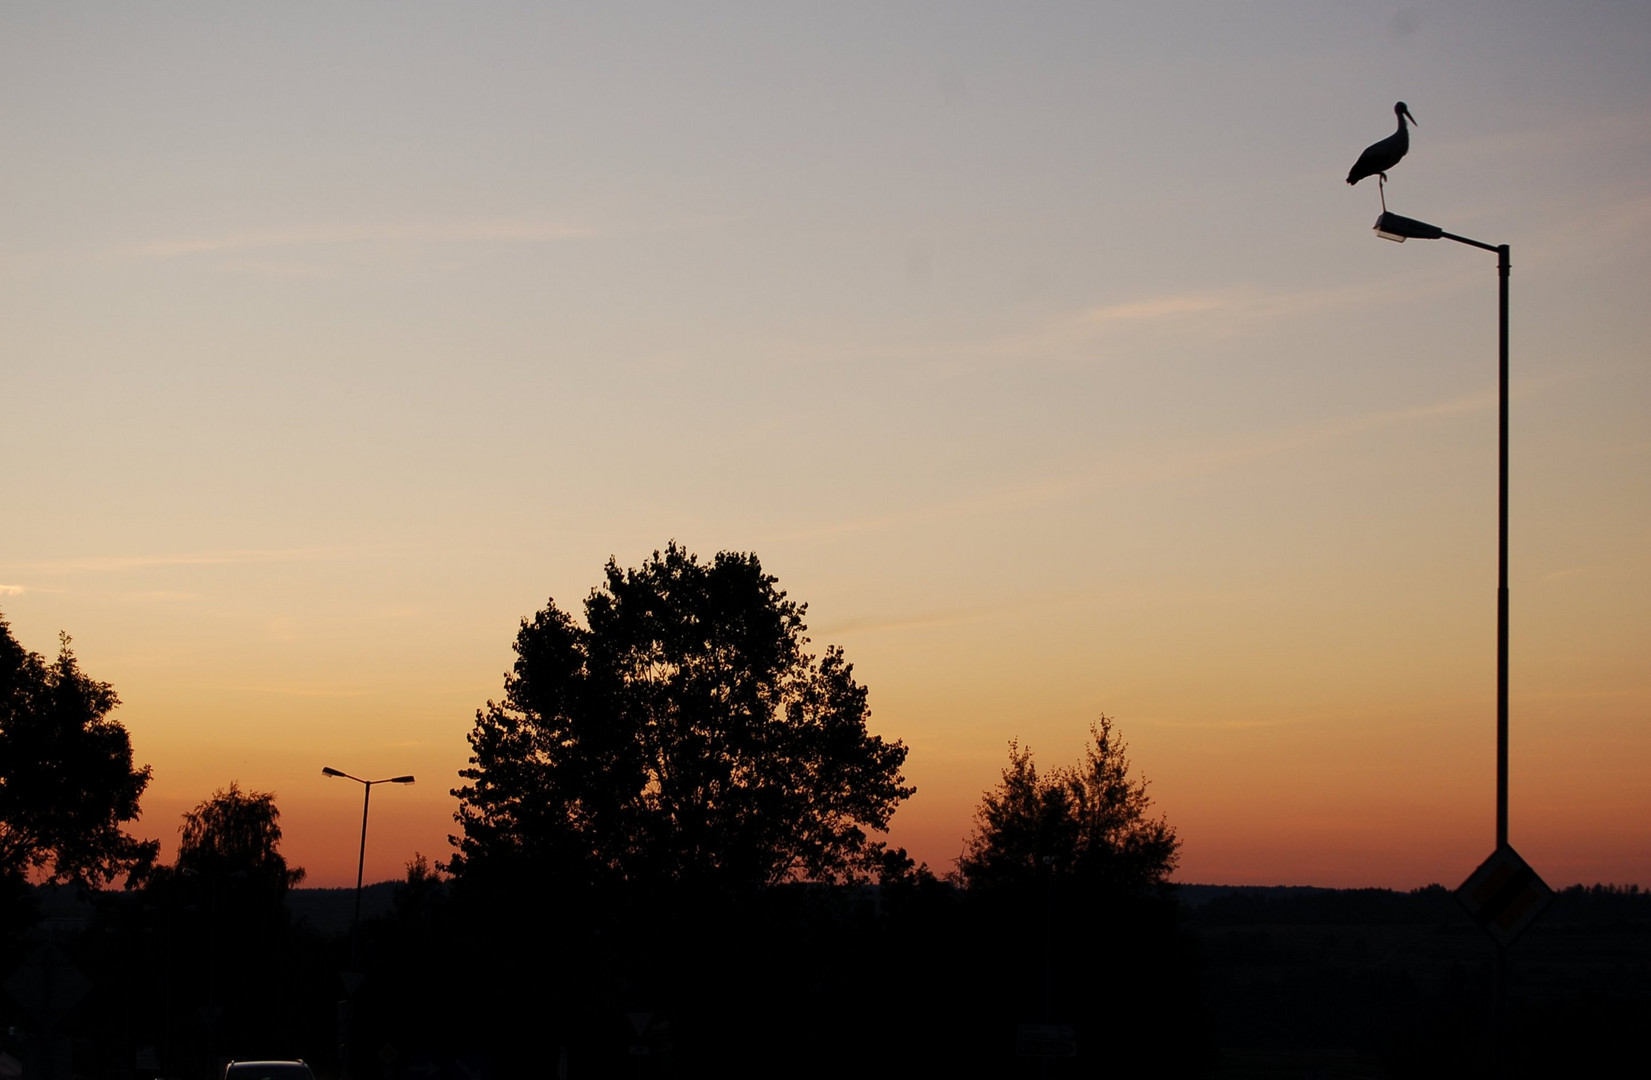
[
  {"xmin": 3, "ymin": 881, "xmax": 1646, "ymax": 1079},
  {"xmin": 1183, "ymin": 883, "xmax": 1651, "ymax": 1078}
]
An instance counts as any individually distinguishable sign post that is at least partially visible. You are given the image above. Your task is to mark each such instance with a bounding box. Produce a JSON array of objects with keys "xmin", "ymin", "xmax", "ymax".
[{"xmin": 1456, "ymin": 843, "xmax": 1552, "ymax": 1074}]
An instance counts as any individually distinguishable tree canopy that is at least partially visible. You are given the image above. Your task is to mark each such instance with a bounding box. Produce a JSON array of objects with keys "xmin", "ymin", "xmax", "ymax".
[
  {"xmin": 0, "ymin": 612, "xmax": 156, "ymax": 887},
  {"xmin": 449, "ymin": 543, "xmax": 914, "ymax": 893},
  {"xmin": 175, "ymin": 781, "xmax": 305, "ymax": 890},
  {"xmin": 958, "ymin": 714, "xmax": 1179, "ymax": 894}
]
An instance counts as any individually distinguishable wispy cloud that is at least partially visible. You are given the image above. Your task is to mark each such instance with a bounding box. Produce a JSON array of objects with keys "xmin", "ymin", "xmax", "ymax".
[
  {"xmin": 1153, "ymin": 388, "xmax": 1497, "ymax": 478},
  {"xmin": 1135, "ymin": 713, "xmax": 1322, "ymax": 731},
  {"xmin": 1076, "ymin": 294, "xmax": 1236, "ymax": 325},
  {"xmin": 0, "ymin": 584, "xmax": 25, "ymax": 596},
  {"xmin": 2, "ymin": 547, "xmax": 349, "ymax": 575},
  {"xmin": 1443, "ymin": 109, "xmax": 1651, "ymax": 172},
  {"xmin": 202, "ymin": 682, "xmax": 381, "ymax": 699},
  {"xmin": 819, "ymin": 603, "xmax": 1028, "ymax": 638},
  {"xmin": 1042, "ymin": 273, "xmax": 1462, "ymax": 349},
  {"xmin": 763, "ymin": 385, "xmax": 1512, "ymax": 546},
  {"xmin": 114, "ymin": 219, "xmax": 596, "ymax": 261},
  {"xmin": 789, "ymin": 270, "xmax": 1478, "ymax": 378}
]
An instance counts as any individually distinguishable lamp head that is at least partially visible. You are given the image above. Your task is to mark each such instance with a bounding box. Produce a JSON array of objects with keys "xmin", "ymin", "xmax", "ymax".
[
  {"xmin": 1374, "ymin": 211, "xmax": 1443, "ymax": 243},
  {"xmin": 321, "ymin": 766, "xmax": 347, "ymax": 778},
  {"xmin": 390, "ymin": 775, "xmax": 416, "ymax": 785}
]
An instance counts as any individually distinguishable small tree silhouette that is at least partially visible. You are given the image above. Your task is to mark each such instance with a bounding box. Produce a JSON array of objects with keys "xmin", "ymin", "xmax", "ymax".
[
  {"xmin": 176, "ymin": 782, "xmax": 305, "ymax": 890},
  {"xmin": 958, "ymin": 715, "xmax": 1178, "ymax": 894}
]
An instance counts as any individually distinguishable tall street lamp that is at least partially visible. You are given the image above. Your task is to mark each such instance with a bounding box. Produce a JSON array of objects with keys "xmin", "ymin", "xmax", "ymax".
[
  {"xmin": 1371, "ymin": 210, "xmax": 1552, "ymax": 1074},
  {"xmin": 321, "ymin": 766, "xmax": 415, "ymax": 966},
  {"xmin": 1373, "ymin": 210, "xmax": 1511, "ymax": 849}
]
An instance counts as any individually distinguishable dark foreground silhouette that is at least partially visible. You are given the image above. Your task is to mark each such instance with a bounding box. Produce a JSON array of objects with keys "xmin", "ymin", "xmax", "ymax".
[
  {"xmin": 1187, "ymin": 882, "xmax": 1651, "ymax": 1078},
  {"xmin": 3, "ymin": 867, "xmax": 1212, "ymax": 1080},
  {"xmin": 5, "ymin": 590, "xmax": 1645, "ymax": 1078},
  {"xmin": 5, "ymin": 876, "xmax": 1648, "ymax": 1079}
]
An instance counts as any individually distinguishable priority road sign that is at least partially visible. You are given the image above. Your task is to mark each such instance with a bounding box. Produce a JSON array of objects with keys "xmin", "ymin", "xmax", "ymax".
[
  {"xmin": 1016, "ymin": 1023, "xmax": 1077, "ymax": 1059},
  {"xmin": 1456, "ymin": 844, "xmax": 1552, "ymax": 947}
]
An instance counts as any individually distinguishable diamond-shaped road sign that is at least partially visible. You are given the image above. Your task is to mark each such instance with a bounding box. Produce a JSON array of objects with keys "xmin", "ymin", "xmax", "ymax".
[
  {"xmin": 4, "ymin": 943, "xmax": 91, "ymax": 1021},
  {"xmin": 1016, "ymin": 1023, "xmax": 1077, "ymax": 1059},
  {"xmin": 1456, "ymin": 844, "xmax": 1553, "ymax": 947}
]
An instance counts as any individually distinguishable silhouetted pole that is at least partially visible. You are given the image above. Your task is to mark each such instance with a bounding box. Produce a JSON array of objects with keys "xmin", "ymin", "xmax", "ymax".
[
  {"xmin": 1495, "ymin": 239, "xmax": 1511, "ymax": 1074},
  {"xmin": 1372, "ymin": 212, "xmax": 1512, "ymax": 1073},
  {"xmin": 321, "ymin": 766, "xmax": 416, "ymax": 967},
  {"xmin": 322, "ymin": 766, "xmax": 414, "ymax": 1080},
  {"xmin": 353, "ymin": 781, "xmax": 371, "ymax": 960},
  {"xmin": 1496, "ymin": 240, "xmax": 1510, "ymax": 854},
  {"xmin": 1043, "ymin": 855, "xmax": 1054, "ymax": 1080}
]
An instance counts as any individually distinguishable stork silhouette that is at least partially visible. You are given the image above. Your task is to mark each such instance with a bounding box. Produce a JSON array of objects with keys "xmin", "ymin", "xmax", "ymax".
[{"xmin": 1347, "ymin": 101, "xmax": 1417, "ymax": 210}]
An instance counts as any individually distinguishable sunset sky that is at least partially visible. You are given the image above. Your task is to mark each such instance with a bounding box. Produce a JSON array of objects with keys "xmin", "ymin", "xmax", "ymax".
[{"xmin": 3, "ymin": 2, "xmax": 1647, "ymax": 890}]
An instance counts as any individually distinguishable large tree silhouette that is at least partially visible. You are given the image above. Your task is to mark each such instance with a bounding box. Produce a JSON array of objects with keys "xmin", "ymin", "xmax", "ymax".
[
  {"xmin": 0, "ymin": 612, "xmax": 156, "ymax": 887},
  {"xmin": 449, "ymin": 543, "xmax": 913, "ymax": 893}
]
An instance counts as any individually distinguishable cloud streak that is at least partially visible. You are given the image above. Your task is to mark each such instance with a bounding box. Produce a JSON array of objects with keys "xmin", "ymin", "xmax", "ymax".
[
  {"xmin": 762, "ymin": 384, "xmax": 1512, "ymax": 547},
  {"xmin": 2, "ymin": 547, "xmax": 350, "ymax": 575},
  {"xmin": 780, "ymin": 270, "xmax": 1481, "ymax": 379},
  {"xmin": 819, "ymin": 601, "xmax": 1042, "ymax": 638},
  {"xmin": 115, "ymin": 219, "xmax": 596, "ymax": 261}
]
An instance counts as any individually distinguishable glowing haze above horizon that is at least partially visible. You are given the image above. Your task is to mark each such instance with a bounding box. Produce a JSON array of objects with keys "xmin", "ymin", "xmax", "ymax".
[{"xmin": 3, "ymin": 3, "xmax": 1648, "ymax": 890}]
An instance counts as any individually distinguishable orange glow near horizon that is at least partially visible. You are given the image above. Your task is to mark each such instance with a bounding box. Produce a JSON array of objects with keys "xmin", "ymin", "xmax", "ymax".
[{"xmin": 86, "ymin": 567, "xmax": 1650, "ymax": 891}]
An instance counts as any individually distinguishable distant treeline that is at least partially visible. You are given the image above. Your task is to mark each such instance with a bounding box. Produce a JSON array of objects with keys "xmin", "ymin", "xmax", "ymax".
[
  {"xmin": 277, "ymin": 879, "xmax": 1651, "ymax": 932},
  {"xmin": 1180, "ymin": 881, "xmax": 1651, "ymax": 927}
]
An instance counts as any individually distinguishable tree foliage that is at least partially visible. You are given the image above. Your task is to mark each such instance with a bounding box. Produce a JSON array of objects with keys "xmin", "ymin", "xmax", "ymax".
[
  {"xmin": 0, "ymin": 612, "xmax": 157, "ymax": 887},
  {"xmin": 958, "ymin": 714, "xmax": 1178, "ymax": 894},
  {"xmin": 175, "ymin": 781, "xmax": 305, "ymax": 890},
  {"xmin": 449, "ymin": 543, "xmax": 914, "ymax": 893}
]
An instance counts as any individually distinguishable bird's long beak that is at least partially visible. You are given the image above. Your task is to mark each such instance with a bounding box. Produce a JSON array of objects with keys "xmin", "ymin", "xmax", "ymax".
[{"xmin": 1403, "ymin": 105, "xmax": 1418, "ymax": 126}]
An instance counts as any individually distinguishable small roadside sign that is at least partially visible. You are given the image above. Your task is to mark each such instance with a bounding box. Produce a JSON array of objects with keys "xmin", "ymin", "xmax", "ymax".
[
  {"xmin": 4, "ymin": 942, "xmax": 91, "ymax": 1020},
  {"xmin": 1456, "ymin": 844, "xmax": 1553, "ymax": 947},
  {"xmin": 1016, "ymin": 1023, "xmax": 1077, "ymax": 1059}
]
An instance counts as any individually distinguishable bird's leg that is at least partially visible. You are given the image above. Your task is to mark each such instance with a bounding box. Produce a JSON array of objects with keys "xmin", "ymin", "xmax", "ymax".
[{"xmin": 1378, "ymin": 173, "xmax": 1387, "ymax": 211}]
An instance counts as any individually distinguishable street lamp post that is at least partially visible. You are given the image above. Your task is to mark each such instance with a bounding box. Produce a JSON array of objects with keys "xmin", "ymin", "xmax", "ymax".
[
  {"xmin": 1372, "ymin": 210, "xmax": 1510, "ymax": 852},
  {"xmin": 321, "ymin": 767, "xmax": 416, "ymax": 967},
  {"xmin": 322, "ymin": 766, "xmax": 413, "ymax": 1080},
  {"xmin": 1371, "ymin": 210, "xmax": 1516, "ymax": 1070}
]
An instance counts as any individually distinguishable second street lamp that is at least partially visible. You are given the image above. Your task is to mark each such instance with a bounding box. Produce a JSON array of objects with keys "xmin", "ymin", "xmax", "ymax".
[{"xmin": 321, "ymin": 766, "xmax": 415, "ymax": 966}]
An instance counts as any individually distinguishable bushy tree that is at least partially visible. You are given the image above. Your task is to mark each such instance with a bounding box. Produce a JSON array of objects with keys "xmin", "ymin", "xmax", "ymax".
[
  {"xmin": 133, "ymin": 783, "xmax": 308, "ymax": 1072},
  {"xmin": 175, "ymin": 782, "xmax": 305, "ymax": 890},
  {"xmin": 0, "ymin": 612, "xmax": 156, "ymax": 887},
  {"xmin": 944, "ymin": 718, "xmax": 1207, "ymax": 1075},
  {"xmin": 958, "ymin": 714, "xmax": 1178, "ymax": 894},
  {"xmin": 449, "ymin": 543, "xmax": 913, "ymax": 893}
]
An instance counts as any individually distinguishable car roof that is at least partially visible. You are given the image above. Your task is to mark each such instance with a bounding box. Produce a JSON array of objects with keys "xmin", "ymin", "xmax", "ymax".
[{"xmin": 225, "ymin": 1064, "xmax": 311, "ymax": 1072}]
